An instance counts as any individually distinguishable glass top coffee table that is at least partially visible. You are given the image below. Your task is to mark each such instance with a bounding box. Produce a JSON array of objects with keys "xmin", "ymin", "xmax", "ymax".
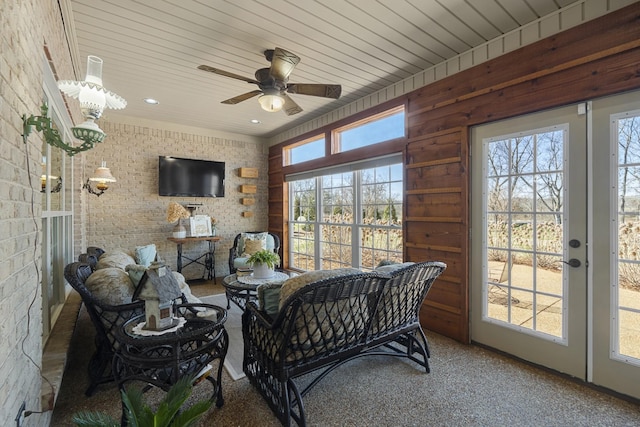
[{"xmin": 222, "ymin": 271, "xmax": 289, "ymax": 311}]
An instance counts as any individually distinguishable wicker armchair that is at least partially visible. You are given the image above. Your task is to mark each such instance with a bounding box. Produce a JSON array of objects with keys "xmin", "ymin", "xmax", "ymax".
[
  {"xmin": 242, "ymin": 261, "xmax": 446, "ymax": 426},
  {"xmin": 77, "ymin": 246, "xmax": 105, "ymax": 270},
  {"xmin": 64, "ymin": 262, "xmax": 147, "ymax": 396},
  {"xmin": 228, "ymin": 232, "xmax": 280, "ymax": 274}
]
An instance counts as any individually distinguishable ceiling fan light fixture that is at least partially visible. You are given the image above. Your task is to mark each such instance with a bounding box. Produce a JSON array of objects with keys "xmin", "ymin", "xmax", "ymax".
[{"xmin": 258, "ymin": 94, "xmax": 284, "ymax": 112}]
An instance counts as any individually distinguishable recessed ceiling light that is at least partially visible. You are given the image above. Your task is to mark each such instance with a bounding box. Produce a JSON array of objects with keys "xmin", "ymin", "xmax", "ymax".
[
  {"xmin": 143, "ymin": 98, "xmax": 159, "ymax": 105},
  {"xmin": 250, "ymin": 119, "xmax": 261, "ymax": 124}
]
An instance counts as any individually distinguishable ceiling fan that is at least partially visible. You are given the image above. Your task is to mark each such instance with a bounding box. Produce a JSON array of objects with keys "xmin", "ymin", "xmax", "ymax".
[{"xmin": 198, "ymin": 47, "xmax": 341, "ymax": 115}]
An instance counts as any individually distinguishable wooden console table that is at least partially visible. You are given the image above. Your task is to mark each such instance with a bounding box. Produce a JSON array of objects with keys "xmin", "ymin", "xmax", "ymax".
[{"xmin": 167, "ymin": 236, "xmax": 221, "ymax": 281}]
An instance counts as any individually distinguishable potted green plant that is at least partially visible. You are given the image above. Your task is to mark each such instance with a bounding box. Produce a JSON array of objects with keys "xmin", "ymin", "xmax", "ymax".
[
  {"xmin": 71, "ymin": 375, "xmax": 211, "ymax": 427},
  {"xmin": 247, "ymin": 249, "xmax": 281, "ymax": 279}
]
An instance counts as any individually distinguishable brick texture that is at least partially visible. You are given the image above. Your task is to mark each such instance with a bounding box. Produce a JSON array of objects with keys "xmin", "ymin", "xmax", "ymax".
[
  {"xmin": 83, "ymin": 119, "xmax": 269, "ymax": 280},
  {"xmin": 0, "ymin": 0, "xmax": 76, "ymax": 425}
]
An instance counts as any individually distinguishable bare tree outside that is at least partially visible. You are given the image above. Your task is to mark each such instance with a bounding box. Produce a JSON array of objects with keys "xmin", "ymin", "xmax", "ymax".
[
  {"xmin": 618, "ymin": 116, "xmax": 640, "ymax": 223},
  {"xmin": 289, "ymin": 164, "xmax": 403, "ymax": 271}
]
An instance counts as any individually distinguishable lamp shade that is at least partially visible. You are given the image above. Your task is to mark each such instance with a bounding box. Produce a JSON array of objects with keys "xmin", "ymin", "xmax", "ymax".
[
  {"xmin": 258, "ymin": 94, "xmax": 284, "ymax": 112},
  {"xmin": 89, "ymin": 161, "xmax": 116, "ymax": 183},
  {"xmin": 58, "ymin": 55, "xmax": 127, "ymax": 120}
]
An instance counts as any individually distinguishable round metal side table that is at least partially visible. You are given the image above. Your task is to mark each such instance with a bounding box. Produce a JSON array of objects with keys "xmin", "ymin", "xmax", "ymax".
[{"xmin": 113, "ymin": 303, "xmax": 228, "ymax": 408}]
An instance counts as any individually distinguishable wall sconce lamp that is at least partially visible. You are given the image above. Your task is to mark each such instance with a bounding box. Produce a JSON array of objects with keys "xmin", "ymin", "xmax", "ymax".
[
  {"xmin": 22, "ymin": 56, "xmax": 126, "ymax": 157},
  {"xmin": 83, "ymin": 161, "xmax": 116, "ymax": 197},
  {"xmin": 41, "ymin": 175, "xmax": 62, "ymax": 193}
]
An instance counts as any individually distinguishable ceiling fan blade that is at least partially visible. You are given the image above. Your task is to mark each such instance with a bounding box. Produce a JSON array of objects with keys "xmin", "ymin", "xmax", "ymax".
[
  {"xmin": 197, "ymin": 65, "xmax": 259, "ymax": 84},
  {"xmin": 282, "ymin": 93, "xmax": 303, "ymax": 116},
  {"xmin": 221, "ymin": 90, "xmax": 263, "ymax": 105},
  {"xmin": 287, "ymin": 83, "xmax": 341, "ymax": 99},
  {"xmin": 269, "ymin": 48, "xmax": 300, "ymax": 81}
]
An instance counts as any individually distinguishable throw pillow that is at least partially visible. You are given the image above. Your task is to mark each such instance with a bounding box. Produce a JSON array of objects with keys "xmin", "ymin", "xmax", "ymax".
[
  {"xmin": 125, "ymin": 264, "xmax": 147, "ymax": 287},
  {"xmin": 257, "ymin": 283, "xmax": 283, "ymax": 317},
  {"xmin": 135, "ymin": 244, "xmax": 157, "ymax": 267},
  {"xmin": 95, "ymin": 251, "xmax": 136, "ymax": 270},
  {"xmin": 239, "ymin": 232, "xmax": 268, "ymax": 255},
  {"xmin": 374, "ymin": 262, "xmax": 415, "ymax": 275},
  {"xmin": 278, "ymin": 268, "xmax": 361, "ymax": 309},
  {"xmin": 242, "ymin": 238, "xmax": 264, "ymax": 257},
  {"xmin": 85, "ymin": 267, "xmax": 135, "ymax": 306}
]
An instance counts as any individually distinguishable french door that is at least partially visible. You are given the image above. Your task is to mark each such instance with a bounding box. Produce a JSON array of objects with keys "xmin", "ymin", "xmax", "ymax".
[
  {"xmin": 590, "ymin": 91, "xmax": 640, "ymax": 398},
  {"xmin": 471, "ymin": 92, "xmax": 640, "ymax": 399},
  {"xmin": 471, "ymin": 104, "xmax": 588, "ymax": 379}
]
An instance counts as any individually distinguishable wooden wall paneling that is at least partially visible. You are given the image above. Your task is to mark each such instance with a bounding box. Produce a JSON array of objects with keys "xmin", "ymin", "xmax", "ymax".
[
  {"xmin": 405, "ymin": 127, "xmax": 469, "ymax": 342},
  {"xmin": 407, "ymin": 6, "xmax": 640, "ymax": 117},
  {"xmin": 268, "ymin": 4, "xmax": 640, "ymax": 344}
]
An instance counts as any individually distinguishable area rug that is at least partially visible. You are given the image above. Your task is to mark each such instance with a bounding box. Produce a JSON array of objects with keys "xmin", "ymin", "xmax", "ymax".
[{"xmin": 201, "ymin": 294, "xmax": 245, "ymax": 380}]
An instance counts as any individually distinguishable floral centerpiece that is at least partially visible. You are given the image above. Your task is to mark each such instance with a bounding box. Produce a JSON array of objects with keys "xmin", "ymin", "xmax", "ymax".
[
  {"xmin": 166, "ymin": 202, "xmax": 190, "ymax": 238},
  {"xmin": 210, "ymin": 216, "xmax": 217, "ymax": 236},
  {"xmin": 247, "ymin": 249, "xmax": 281, "ymax": 279}
]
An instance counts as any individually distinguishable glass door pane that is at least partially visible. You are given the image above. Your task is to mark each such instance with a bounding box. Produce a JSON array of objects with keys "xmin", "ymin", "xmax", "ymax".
[{"xmin": 484, "ymin": 130, "xmax": 565, "ymax": 337}]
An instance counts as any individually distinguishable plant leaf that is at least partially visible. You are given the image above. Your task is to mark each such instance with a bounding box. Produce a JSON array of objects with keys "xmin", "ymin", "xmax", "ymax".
[
  {"xmin": 71, "ymin": 410, "xmax": 119, "ymax": 427},
  {"xmin": 170, "ymin": 400, "xmax": 213, "ymax": 427},
  {"xmin": 121, "ymin": 385, "xmax": 149, "ymax": 427},
  {"xmin": 151, "ymin": 375, "xmax": 195, "ymax": 425}
]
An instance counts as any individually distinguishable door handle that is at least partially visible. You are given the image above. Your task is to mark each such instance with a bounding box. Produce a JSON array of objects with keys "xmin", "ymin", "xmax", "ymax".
[{"xmin": 563, "ymin": 258, "xmax": 581, "ymax": 268}]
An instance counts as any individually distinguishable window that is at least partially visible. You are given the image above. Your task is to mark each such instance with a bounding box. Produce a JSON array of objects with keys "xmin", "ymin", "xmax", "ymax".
[
  {"xmin": 289, "ymin": 158, "xmax": 403, "ymax": 271},
  {"xmin": 41, "ymin": 56, "xmax": 74, "ymax": 342},
  {"xmin": 333, "ymin": 106, "xmax": 404, "ymax": 153},
  {"xmin": 284, "ymin": 135, "xmax": 325, "ymax": 166}
]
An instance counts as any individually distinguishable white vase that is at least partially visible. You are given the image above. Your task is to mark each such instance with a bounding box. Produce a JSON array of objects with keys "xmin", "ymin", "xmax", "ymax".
[
  {"xmin": 172, "ymin": 222, "xmax": 187, "ymax": 238},
  {"xmin": 252, "ymin": 263, "xmax": 274, "ymax": 279}
]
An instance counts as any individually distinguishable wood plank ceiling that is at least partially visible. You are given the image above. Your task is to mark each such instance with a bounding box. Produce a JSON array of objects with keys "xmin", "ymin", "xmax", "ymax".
[{"xmin": 66, "ymin": 0, "xmax": 582, "ymax": 138}]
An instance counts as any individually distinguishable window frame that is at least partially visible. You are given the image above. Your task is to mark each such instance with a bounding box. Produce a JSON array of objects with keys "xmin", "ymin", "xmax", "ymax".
[
  {"xmin": 283, "ymin": 134, "xmax": 326, "ymax": 166},
  {"xmin": 331, "ymin": 105, "xmax": 405, "ymax": 154},
  {"xmin": 40, "ymin": 54, "xmax": 74, "ymax": 343},
  {"xmin": 288, "ymin": 157, "xmax": 404, "ymax": 272}
]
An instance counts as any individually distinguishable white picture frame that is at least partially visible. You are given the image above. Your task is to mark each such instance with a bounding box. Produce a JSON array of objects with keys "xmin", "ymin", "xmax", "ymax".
[{"xmin": 189, "ymin": 215, "xmax": 212, "ymax": 237}]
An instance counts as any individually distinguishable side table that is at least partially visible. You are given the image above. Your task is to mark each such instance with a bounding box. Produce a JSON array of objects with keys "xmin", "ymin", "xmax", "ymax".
[
  {"xmin": 167, "ymin": 236, "xmax": 221, "ymax": 281},
  {"xmin": 222, "ymin": 272, "xmax": 289, "ymax": 311},
  {"xmin": 113, "ymin": 303, "xmax": 228, "ymax": 408}
]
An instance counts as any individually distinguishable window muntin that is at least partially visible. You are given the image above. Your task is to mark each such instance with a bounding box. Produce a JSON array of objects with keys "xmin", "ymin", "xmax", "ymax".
[
  {"xmin": 284, "ymin": 135, "xmax": 325, "ymax": 166},
  {"xmin": 333, "ymin": 107, "xmax": 404, "ymax": 153},
  {"xmin": 289, "ymin": 161, "xmax": 403, "ymax": 272}
]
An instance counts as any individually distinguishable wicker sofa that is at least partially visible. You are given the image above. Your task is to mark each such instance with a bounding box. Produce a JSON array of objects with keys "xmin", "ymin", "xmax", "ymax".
[{"xmin": 242, "ymin": 261, "xmax": 446, "ymax": 426}]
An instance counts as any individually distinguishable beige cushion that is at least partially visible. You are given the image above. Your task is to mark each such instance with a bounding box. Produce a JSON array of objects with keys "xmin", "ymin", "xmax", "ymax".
[
  {"xmin": 277, "ymin": 268, "xmax": 366, "ymax": 361},
  {"xmin": 242, "ymin": 239, "xmax": 264, "ymax": 257},
  {"xmin": 240, "ymin": 232, "xmax": 268, "ymax": 255},
  {"xmin": 279, "ymin": 268, "xmax": 361, "ymax": 309},
  {"xmin": 85, "ymin": 268, "xmax": 135, "ymax": 306},
  {"xmin": 374, "ymin": 262, "xmax": 415, "ymax": 275},
  {"xmin": 96, "ymin": 251, "xmax": 136, "ymax": 270}
]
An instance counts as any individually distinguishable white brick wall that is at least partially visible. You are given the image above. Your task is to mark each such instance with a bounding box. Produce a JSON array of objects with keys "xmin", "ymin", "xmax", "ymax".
[
  {"xmin": 83, "ymin": 118, "xmax": 269, "ymax": 280},
  {"xmin": 0, "ymin": 0, "xmax": 75, "ymax": 425}
]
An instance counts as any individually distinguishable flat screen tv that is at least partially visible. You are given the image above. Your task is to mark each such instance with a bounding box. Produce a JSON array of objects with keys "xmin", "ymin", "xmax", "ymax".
[{"xmin": 158, "ymin": 156, "xmax": 225, "ymax": 197}]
